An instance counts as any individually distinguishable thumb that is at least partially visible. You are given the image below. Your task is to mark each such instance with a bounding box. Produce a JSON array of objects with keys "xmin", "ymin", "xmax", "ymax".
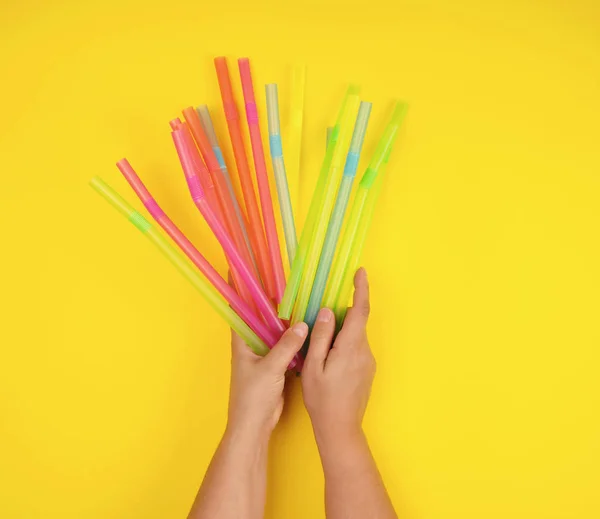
[{"xmin": 263, "ymin": 322, "xmax": 308, "ymax": 373}]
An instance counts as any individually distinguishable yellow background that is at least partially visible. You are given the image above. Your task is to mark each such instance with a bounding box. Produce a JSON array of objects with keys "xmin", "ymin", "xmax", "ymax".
[{"xmin": 1, "ymin": 0, "xmax": 599, "ymax": 517}]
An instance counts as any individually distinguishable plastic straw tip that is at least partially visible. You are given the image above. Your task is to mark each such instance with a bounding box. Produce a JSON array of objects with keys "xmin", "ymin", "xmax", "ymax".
[
  {"xmin": 391, "ymin": 101, "xmax": 410, "ymax": 122},
  {"xmin": 169, "ymin": 118, "xmax": 182, "ymax": 130},
  {"xmin": 116, "ymin": 158, "xmax": 130, "ymax": 169},
  {"xmin": 348, "ymin": 84, "xmax": 361, "ymax": 96},
  {"xmin": 89, "ymin": 176, "xmax": 102, "ymax": 189}
]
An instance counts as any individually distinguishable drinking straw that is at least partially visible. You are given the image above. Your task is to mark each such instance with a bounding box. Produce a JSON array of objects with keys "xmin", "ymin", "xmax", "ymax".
[
  {"xmin": 327, "ymin": 127, "xmax": 333, "ymax": 149},
  {"xmin": 290, "ymin": 88, "xmax": 361, "ymax": 324},
  {"xmin": 172, "ymin": 127, "xmax": 288, "ymax": 337},
  {"xmin": 304, "ymin": 102, "xmax": 372, "ymax": 329},
  {"xmin": 116, "ymin": 158, "xmax": 272, "ymax": 339},
  {"xmin": 265, "ymin": 83, "xmax": 297, "ymax": 265},
  {"xmin": 182, "ymin": 107, "xmax": 259, "ymax": 279},
  {"xmin": 278, "ymin": 85, "xmax": 361, "ymax": 319},
  {"xmin": 333, "ymin": 157, "xmax": 389, "ymax": 327},
  {"xmin": 238, "ymin": 58, "xmax": 286, "ymax": 303},
  {"xmin": 169, "ymin": 118, "xmax": 257, "ymax": 311},
  {"xmin": 323, "ymin": 102, "xmax": 409, "ymax": 324},
  {"xmin": 214, "ymin": 57, "xmax": 275, "ymax": 301},
  {"xmin": 169, "ymin": 119, "xmax": 221, "ymax": 215},
  {"xmin": 287, "ymin": 64, "xmax": 306, "ymax": 218},
  {"xmin": 89, "ymin": 176, "xmax": 270, "ymax": 356},
  {"xmin": 195, "ymin": 105, "xmax": 255, "ymax": 266}
]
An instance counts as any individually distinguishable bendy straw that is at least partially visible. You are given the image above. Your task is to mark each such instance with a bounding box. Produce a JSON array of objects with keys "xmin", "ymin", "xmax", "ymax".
[
  {"xmin": 169, "ymin": 118, "xmax": 220, "ymax": 215},
  {"xmin": 116, "ymin": 158, "xmax": 267, "ymax": 335},
  {"xmin": 238, "ymin": 58, "xmax": 286, "ymax": 303},
  {"xmin": 214, "ymin": 57, "xmax": 275, "ymax": 301},
  {"xmin": 333, "ymin": 157, "xmax": 389, "ymax": 327},
  {"xmin": 168, "ymin": 119, "xmax": 257, "ymax": 310},
  {"xmin": 265, "ymin": 83, "xmax": 298, "ymax": 265},
  {"xmin": 172, "ymin": 128, "xmax": 288, "ymax": 338},
  {"xmin": 304, "ymin": 101, "xmax": 372, "ymax": 329},
  {"xmin": 182, "ymin": 107, "xmax": 259, "ymax": 279},
  {"xmin": 89, "ymin": 176, "xmax": 270, "ymax": 356},
  {"xmin": 290, "ymin": 88, "xmax": 361, "ymax": 324},
  {"xmin": 287, "ymin": 64, "xmax": 306, "ymax": 218},
  {"xmin": 278, "ymin": 85, "xmax": 361, "ymax": 319},
  {"xmin": 195, "ymin": 105, "xmax": 255, "ymax": 269},
  {"xmin": 323, "ymin": 102, "xmax": 409, "ymax": 324}
]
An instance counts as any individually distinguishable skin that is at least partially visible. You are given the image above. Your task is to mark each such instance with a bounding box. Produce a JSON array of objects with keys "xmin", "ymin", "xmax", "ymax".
[{"xmin": 188, "ymin": 268, "xmax": 397, "ymax": 519}]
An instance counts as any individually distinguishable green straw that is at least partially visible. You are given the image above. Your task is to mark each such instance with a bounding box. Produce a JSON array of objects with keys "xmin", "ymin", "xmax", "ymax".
[
  {"xmin": 290, "ymin": 89, "xmax": 361, "ymax": 324},
  {"xmin": 304, "ymin": 102, "xmax": 372, "ymax": 330},
  {"xmin": 322, "ymin": 102, "xmax": 409, "ymax": 325},
  {"xmin": 89, "ymin": 176, "xmax": 269, "ymax": 356},
  {"xmin": 278, "ymin": 85, "xmax": 361, "ymax": 320}
]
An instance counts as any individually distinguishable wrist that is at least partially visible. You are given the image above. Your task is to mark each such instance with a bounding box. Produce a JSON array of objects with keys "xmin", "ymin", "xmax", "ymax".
[
  {"xmin": 312, "ymin": 421, "xmax": 364, "ymax": 452},
  {"xmin": 224, "ymin": 420, "xmax": 273, "ymax": 449}
]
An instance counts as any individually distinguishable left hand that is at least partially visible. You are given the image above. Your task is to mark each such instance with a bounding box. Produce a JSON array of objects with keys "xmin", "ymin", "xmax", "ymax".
[{"xmin": 227, "ymin": 322, "xmax": 308, "ymax": 438}]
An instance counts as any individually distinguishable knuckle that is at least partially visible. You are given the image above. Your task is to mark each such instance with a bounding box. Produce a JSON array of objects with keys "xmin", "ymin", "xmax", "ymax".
[{"xmin": 359, "ymin": 349, "xmax": 376, "ymax": 370}]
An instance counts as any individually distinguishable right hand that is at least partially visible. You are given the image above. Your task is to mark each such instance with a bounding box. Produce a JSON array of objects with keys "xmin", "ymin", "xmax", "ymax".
[{"xmin": 301, "ymin": 268, "xmax": 376, "ymax": 445}]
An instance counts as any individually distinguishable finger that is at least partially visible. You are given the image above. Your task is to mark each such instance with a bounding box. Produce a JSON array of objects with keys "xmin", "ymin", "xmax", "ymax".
[
  {"xmin": 263, "ymin": 322, "xmax": 308, "ymax": 374},
  {"xmin": 304, "ymin": 308, "xmax": 335, "ymax": 373},
  {"xmin": 337, "ymin": 268, "xmax": 370, "ymax": 341}
]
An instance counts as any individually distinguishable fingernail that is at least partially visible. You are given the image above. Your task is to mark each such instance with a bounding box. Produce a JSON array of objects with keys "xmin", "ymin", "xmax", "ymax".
[
  {"xmin": 317, "ymin": 308, "xmax": 332, "ymax": 322},
  {"xmin": 292, "ymin": 322, "xmax": 308, "ymax": 337}
]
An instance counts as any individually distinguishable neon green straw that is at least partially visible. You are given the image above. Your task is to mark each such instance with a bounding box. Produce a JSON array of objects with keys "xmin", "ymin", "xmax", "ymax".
[
  {"xmin": 290, "ymin": 90, "xmax": 361, "ymax": 324},
  {"xmin": 304, "ymin": 102, "xmax": 372, "ymax": 329},
  {"xmin": 265, "ymin": 84, "xmax": 298, "ymax": 266},
  {"xmin": 278, "ymin": 85, "xmax": 361, "ymax": 320},
  {"xmin": 333, "ymin": 158, "xmax": 388, "ymax": 327},
  {"xmin": 323, "ymin": 102, "xmax": 409, "ymax": 324},
  {"xmin": 89, "ymin": 176, "xmax": 269, "ymax": 356}
]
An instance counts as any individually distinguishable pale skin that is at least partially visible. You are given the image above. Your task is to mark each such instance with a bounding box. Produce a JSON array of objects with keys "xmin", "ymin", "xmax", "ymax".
[{"xmin": 188, "ymin": 268, "xmax": 397, "ymax": 519}]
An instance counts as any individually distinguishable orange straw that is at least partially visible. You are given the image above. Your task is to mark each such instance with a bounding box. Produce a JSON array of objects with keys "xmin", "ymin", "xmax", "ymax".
[
  {"xmin": 238, "ymin": 58, "xmax": 286, "ymax": 303},
  {"xmin": 214, "ymin": 56, "xmax": 276, "ymax": 302}
]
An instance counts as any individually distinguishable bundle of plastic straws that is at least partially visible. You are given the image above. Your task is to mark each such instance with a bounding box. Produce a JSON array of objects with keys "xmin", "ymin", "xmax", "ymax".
[{"xmin": 91, "ymin": 56, "xmax": 408, "ymax": 372}]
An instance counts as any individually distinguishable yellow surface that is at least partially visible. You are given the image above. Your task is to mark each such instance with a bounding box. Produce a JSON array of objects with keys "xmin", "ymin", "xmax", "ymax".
[{"xmin": 1, "ymin": 0, "xmax": 599, "ymax": 517}]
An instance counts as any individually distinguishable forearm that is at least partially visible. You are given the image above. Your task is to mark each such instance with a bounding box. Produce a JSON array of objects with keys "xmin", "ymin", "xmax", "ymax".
[
  {"xmin": 315, "ymin": 428, "xmax": 397, "ymax": 519},
  {"xmin": 188, "ymin": 427, "xmax": 270, "ymax": 519}
]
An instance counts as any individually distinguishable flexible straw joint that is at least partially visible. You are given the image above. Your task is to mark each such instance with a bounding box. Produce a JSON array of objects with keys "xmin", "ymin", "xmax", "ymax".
[
  {"xmin": 269, "ymin": 135, "xmax": 283, "ymax": 158},
  {"xmin": 129, "ymin": 211, "xmax": 151, "ymax": 232},
  {"xmin": 360, "ymin": 167, "xmax": 377, "ymax": 188},
  {"xmin": 330, "ymin": 125, "xmax": 340, "ymax": 143},
  {"xmin": 213, "ymin": 146, "xmax": 226, "ymax": 169},
  {"xmin": 143, "ymin": 198, "xmax": 165, "ymax": 220},
  {"xmin": 245, "ymin": 102, "xmax": 259, "ymax": 124},
  {"xmin": 343, "ymin": 152, "xmax": 360, "ymax": 177},
  {"xmin": 223, "ymin": 102, "xmax": 238, "ymax": 121},
  {"xmin": 186, "ymin": 174, "xmax": 204, "ymax": 201}
]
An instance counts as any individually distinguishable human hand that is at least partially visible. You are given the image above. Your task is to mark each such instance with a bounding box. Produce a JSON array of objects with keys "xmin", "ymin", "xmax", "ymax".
[
  {"xmin": 301, "ymin": 268, "xmax": 376, "ymax": 446},
  {"xmin": 227, "ymin": 322, "xmax": 308, "ymax": 440}
]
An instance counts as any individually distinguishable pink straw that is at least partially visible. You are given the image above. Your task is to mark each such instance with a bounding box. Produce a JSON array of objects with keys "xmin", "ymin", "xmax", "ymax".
[
  {"xmin": 169, "ymin": 117, "xmax": 258, "ymax": 313},
  {"xmin": 172, "ymin": 129, "xmax": 288, "ymax": 337},
  {"xmin": 238, "ymin": 58, "xmax": 286, "ymax": 303},
  {"xmin": 116, "ymin": 158, "xmax": 280, "ymax": 347}
]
